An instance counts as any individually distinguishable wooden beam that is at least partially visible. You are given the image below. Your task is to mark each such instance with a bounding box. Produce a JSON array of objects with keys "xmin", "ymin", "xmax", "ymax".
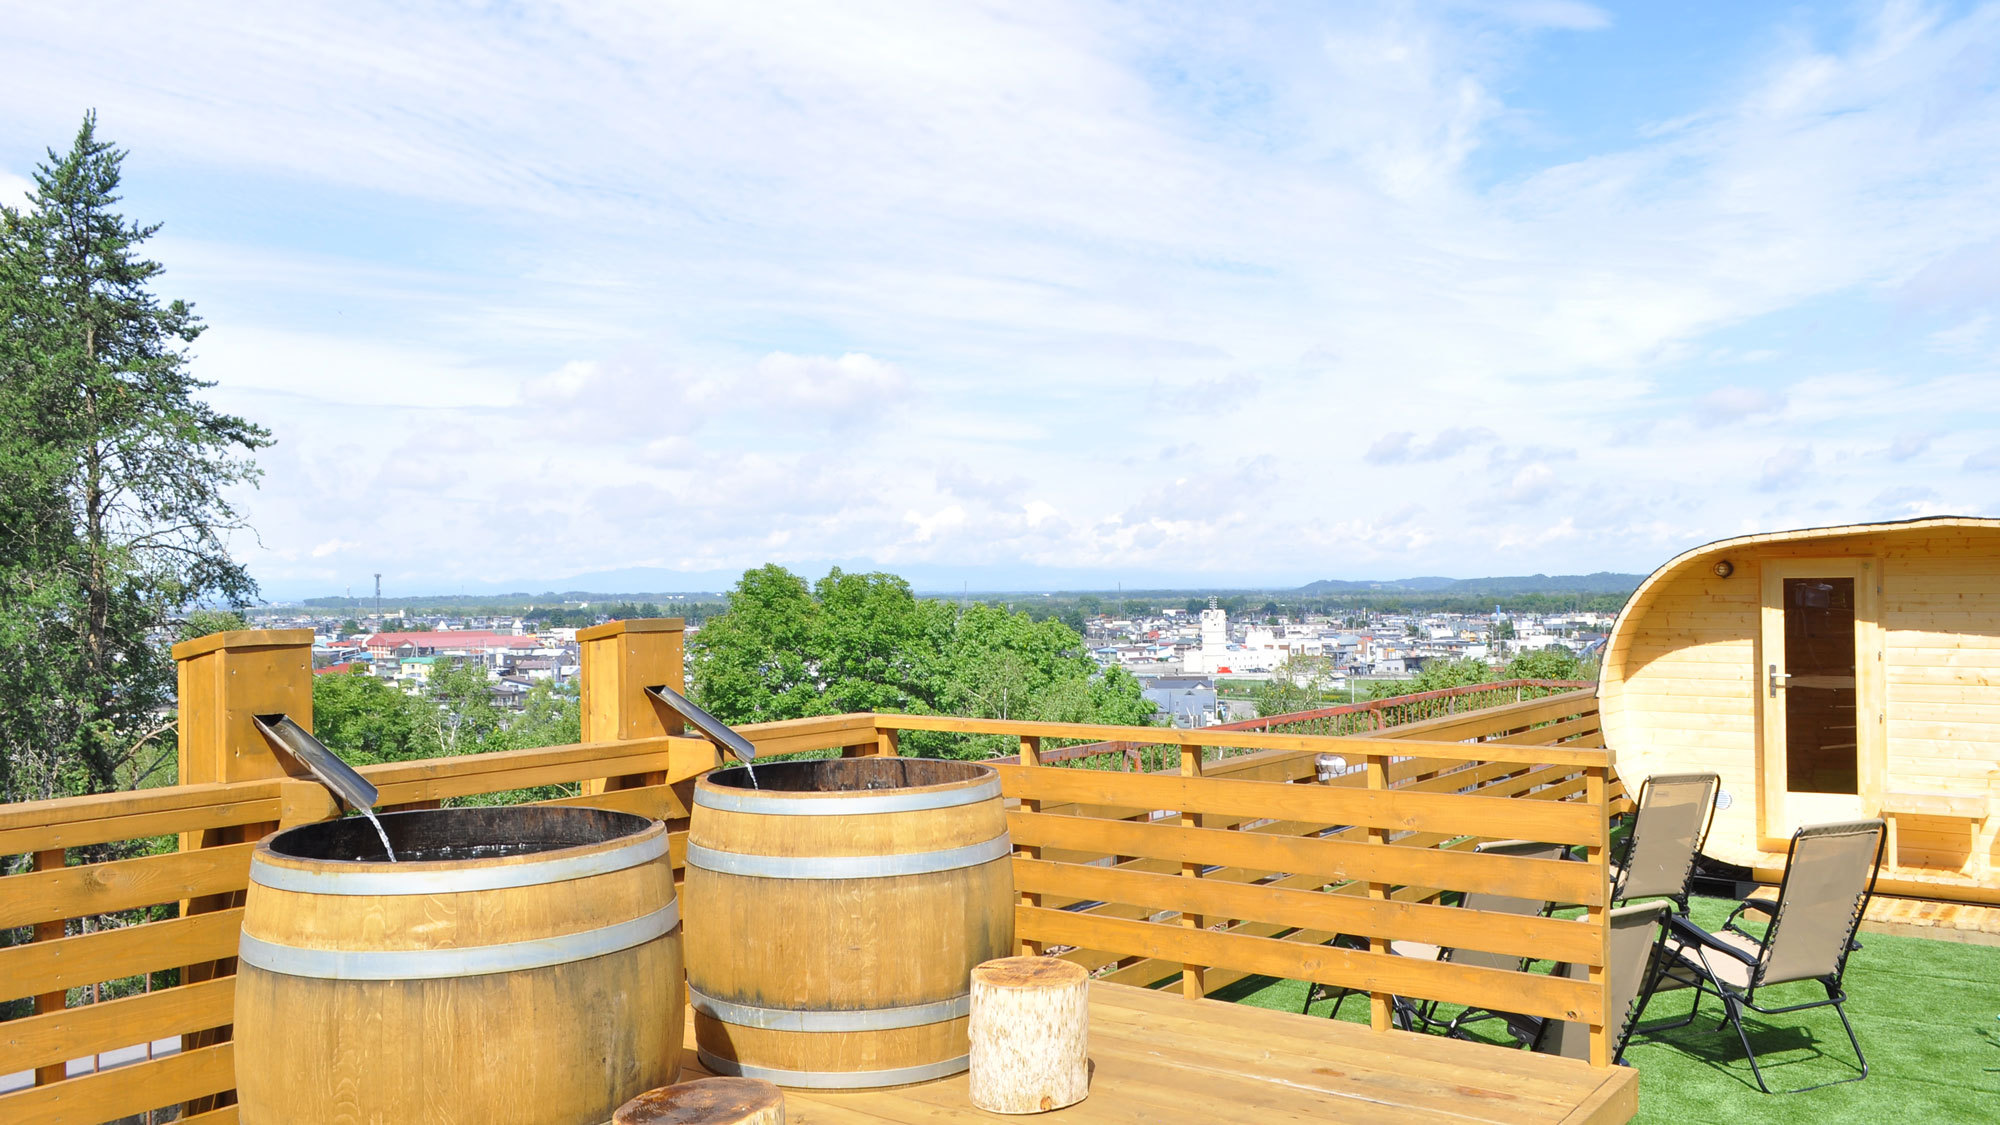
[
  {"xmin": 0, "ymin": 844, "xmax": 256, "ymax": 931},
  {"xmin": 994, "ymin": 765, "xmax": 1603, "ymax": 846},
  {"xmin": 1004, "ymin": 813, "xmax": 1603, "ymax": 906},
  {"xmin": 0, "ymin": 910, "xmax": 244, "ymax": 1006},
  {"xmin": 872, "ymin": 714, "xmax": 1611, "ymax": 767},
  {"xmin": 1012, "ymin": 858, "xmax": 1603, "ymax": 965},
  {"xmin": 1016, "ymin": 907, "xmax": 1601, "ymax": 1025},
  {"xmin": 0, "ymin": 1041, "xmax": 235, "ymax": 1125}
]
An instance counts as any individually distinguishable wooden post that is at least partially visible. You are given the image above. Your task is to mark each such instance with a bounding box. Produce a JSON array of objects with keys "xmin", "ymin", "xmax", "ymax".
[
  {"xmin": 577, "ymin": 619, "xmax": 688, "ymax": 793},
  {"xmin": 279, "ymin": 777, "xmax": 341, "ymax": 829},
  {"xmin": 1586, "ymin": 764, "xmax": 1611, "ymax": 1067},
  {"xmin": 31, "ymin": 848, "xmax": 66, "ymax": 1087},
  {"xmin": 172, "ymin": 628, "xmax": 315, "ymax": 1115},
  {"xmin": 1018, "ymin": 736, "xmax": 1044, "ymax": 956},
  {"xmin": 174, "ymin": 629, "xmax": 315, "ymax": 787},
  {"xmin": 1179, "ymin": 743, "xmax": 1206, "ymax": 999},
  {"xmin": 875, "ymin": 727, "xmax": 899, "ymax": 757},
  {"xmin": 1364, "ymin": 752, "xmax": 1392, "ymax": 1032}
]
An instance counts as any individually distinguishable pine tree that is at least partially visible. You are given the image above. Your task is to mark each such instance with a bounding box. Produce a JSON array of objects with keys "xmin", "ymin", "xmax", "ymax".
[{"xmin": 0, "ymin": 113, "xmax": 271, "ymax": 802}]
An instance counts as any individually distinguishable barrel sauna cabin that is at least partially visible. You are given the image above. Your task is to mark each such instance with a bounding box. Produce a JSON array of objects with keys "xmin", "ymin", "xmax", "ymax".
[
  {"xmin": 1599, "ymin": 517, "xmax": 2000, "ymax": 900},
  {"xmin": 682, "ymin": 758, "xmax": 1015, "ymax": 1088},
  {"xmin": 235, "ymin": 806, "xmax": 684, "ymax": 1125}
]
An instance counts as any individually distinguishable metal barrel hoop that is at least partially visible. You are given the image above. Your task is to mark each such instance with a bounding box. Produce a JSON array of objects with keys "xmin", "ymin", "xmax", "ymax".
[
  {"xmin": 682, "ymin": 833, "xmax": 1011, "ymax": 880},
  {"xmin": 239, "ymin": 900, "xmax": 680, "ymax": 981}
]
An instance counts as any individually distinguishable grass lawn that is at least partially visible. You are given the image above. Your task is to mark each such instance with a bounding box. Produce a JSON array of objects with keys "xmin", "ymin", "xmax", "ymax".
[{"xmin": 1221, "ymin": 895, "xmax": 2000, "ymax": 1123}]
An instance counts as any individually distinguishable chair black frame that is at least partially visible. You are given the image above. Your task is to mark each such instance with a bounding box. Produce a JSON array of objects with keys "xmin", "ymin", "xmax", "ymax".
[{"xmin": 1636, "ymin": 819, "xmax": 1885, "ymax": 1094}]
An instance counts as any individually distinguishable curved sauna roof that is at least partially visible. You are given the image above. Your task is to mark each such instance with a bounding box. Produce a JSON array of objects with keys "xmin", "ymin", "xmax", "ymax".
[{"xmin": 1599, "ymin": 515, "xmax": 2000, "ymax": 696}]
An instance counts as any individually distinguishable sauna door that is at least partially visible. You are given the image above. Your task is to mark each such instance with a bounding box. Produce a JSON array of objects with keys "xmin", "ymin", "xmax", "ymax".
[{"xmin": 1758, "ymin": 559, "xmax": 1882, "ymax": 841}]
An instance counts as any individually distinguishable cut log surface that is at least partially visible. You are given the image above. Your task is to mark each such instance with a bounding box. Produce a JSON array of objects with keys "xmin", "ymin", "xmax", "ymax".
[
  {"xmin": 615, "ymin": 1076, "xmax": 787, "ymax": 1125},
  {"xmin": 969, "ymin": 956, "xmax": 1090, "ymax": 1114}
]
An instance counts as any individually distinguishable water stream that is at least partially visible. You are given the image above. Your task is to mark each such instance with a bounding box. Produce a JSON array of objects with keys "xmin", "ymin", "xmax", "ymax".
[
  {"xmin": 360, "ymin": 807, "xmax": 399, "ymax": 862},
  {"xmin": 745, "ymin": 762, "xmax": 759, "ymax": 790}
]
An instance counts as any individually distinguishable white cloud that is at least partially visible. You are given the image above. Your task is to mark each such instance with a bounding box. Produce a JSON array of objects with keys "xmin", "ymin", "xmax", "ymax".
[
  {"xmin": 1366, "ymin": 428, "xmax": 1500, "ymax": 464},
  {"xmin": 1757, "ymin": 446, "xmax": 1815, "ymax": 491},
  {"xmin": 5, "ymin": 3, "xmax": 2000, "ymax": 592},
  {"xmin": 1694, "ymin": 386, "xmax": 1785, "ymax": 425},
  {"xmin": 1504, "ymin": 463, "xmax": 1558, "ymax": 505},
  {"xmin": 754, "ymin": 352, "xmax": 908, "ymax": 415},
  {"xmin": 0, "ymin": 169, "xmax": 30, "ymax": 208},
  {"xmin": 1888, "ymin": 430, "xmax": 1938, "ymax": 462}
]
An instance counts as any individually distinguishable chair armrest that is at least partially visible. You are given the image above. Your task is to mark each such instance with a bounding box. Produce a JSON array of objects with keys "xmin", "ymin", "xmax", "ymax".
[
  {"xmin": 1665, "ymin": 913, "xmax": 1760, "ymax": 968},
  {"xmin": 1723, "ymin": 897, "xmax": 1776, "ymax": 930}
]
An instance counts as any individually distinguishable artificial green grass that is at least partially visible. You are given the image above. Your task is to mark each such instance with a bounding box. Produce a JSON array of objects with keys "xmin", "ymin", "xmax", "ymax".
[{"xmin": 1222, "ymin": 895, "xmax": 2000, "ymax": 1123}]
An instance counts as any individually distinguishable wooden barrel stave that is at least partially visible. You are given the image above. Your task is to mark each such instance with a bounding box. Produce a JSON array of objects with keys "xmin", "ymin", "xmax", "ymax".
[
  {"xmin": 235, "ymin": 807, "xmax": 683, "ymax": 1125},
  {"xmin": 684, "ymin": 758, "xmax": 1014, "ymax": 1089}
]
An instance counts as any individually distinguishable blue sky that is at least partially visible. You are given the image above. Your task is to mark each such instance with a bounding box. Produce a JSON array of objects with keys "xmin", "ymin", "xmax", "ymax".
[{"xmin": 5, "ymin": 1, "xmax": 2000, "ymax": 598}]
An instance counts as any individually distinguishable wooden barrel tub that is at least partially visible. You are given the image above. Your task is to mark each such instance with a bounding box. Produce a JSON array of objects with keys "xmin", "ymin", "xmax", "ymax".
[
  {"xmin": 683, "ymin": 758, "xmax": 1015, "ymax": 1088},
  {"xmin": 235, "ymin": 806, "xmax": 683, "ymax": 1125}
]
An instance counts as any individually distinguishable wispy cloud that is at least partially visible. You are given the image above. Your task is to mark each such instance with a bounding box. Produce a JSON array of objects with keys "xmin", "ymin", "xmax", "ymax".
[
  {"xmin": 3, "ymin": 2, "xmax": 1997, "ymax": 593},
  {"xmin": 1694, "ymin": 386, "xmax": 1785, "ymax": 426},
  {"xmin": 1366, "ymin": 428, "xmax": 1501, "ymax": 464},
  {"xmin": 1758, "ymin": 446, "xmax": 1815, "ymax": 491}
]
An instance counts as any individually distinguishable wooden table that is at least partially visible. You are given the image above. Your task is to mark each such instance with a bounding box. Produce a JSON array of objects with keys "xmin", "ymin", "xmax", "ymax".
[{"xmin": 681, "ymin": 982, "xmax": 1637, "ymax": 1124}]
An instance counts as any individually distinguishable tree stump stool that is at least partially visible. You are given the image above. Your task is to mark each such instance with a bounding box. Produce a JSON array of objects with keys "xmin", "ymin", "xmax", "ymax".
[
  {"xmin": 613, "ymin": 1076, "xmax": 785, "ymax": 1125},
  {"xmin": 968, "ymin": 956, "xmax": 1090, "ymax": 1114}
]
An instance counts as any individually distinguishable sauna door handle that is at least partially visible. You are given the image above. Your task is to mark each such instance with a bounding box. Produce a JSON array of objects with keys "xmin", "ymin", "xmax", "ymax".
[{"xmin": 1768, "ymin": 664, "xmax": 1792, "ymax": 698}]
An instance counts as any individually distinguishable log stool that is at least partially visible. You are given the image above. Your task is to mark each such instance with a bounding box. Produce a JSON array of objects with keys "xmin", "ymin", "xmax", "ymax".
[
  {"xmin": 969, "ymin": 956, "xmax": 1090, "ymax": 1114},
  {"xmin": 613, "ymin": 1076, "xmax": 785, "ymax": 1125}
]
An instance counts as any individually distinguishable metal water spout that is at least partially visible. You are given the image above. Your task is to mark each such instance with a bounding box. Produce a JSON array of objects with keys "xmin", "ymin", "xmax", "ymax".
[
  {"xmin": 254, "ymin": 714, "xmax": 397, "ymax": 860},
  {"xmin": 645, "ymin": 684, "xmax": 757, "ymax": 764},
  {"xmin": 255, "ymin": 714, "xmax": 381, "ymax": 810}
]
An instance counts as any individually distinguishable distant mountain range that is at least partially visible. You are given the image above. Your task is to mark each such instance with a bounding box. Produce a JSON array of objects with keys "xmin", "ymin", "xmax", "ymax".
[{"xmin": 1294, "ymin": 572, "xmax": 1644, "ymax": 596}]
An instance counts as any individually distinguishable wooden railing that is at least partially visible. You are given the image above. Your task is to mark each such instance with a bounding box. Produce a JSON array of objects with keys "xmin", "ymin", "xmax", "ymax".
[
  {"xmin": 872, "ymin": 709, "xmax": 1614, "ymax": 1055},
  {"xmin": 0, "ymin": 626, "xmax": 1616, "ymax": 1124}
]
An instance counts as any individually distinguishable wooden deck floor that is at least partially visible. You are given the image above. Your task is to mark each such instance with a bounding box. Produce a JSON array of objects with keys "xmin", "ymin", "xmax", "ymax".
[{"xmin": 681, "ymin": 982, "xmax": 1636, "ymax": 1125}]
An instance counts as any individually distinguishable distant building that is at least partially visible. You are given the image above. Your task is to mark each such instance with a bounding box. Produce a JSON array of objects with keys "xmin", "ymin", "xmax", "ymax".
[
  {"xmin": 1142, "ymin": 676, "xmax": 1220, "ymax": 728},
  {"xmin": 362, "ymin": 630, "xmax": 541, "ymax": 660}
]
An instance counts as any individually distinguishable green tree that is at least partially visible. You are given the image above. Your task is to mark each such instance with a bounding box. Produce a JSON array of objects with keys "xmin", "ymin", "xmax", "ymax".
[
  {"xmin": 178, "ymin": 608, "xmax": 247, "ymax": 642},
  {"xmin": 690, "ymin": 565, "xmax": 1155, "ymax": 756},
  {"xmin": 1504, "ymin": 647, "xmax": 1583, "ymax": 682},
  {"xmin": 425, "ymin": 660, "xmax": 505, "ymax": 755},
  {"xmin": 689, "ymin": 564, "xmax": 834, "ymax": 723},
  {"xmin": 495, "ymin": 679, "xmax": 582, "ymax": 750},
  {"xmin": 311, "ymin": 668, "xmax": 439, "ymax": 764},
  {"xmin": 1254, "ymin": 653, "xmax": 1335, "ymax": 718},
  {"xmin": 0, "ymin": 114, "xmax": 270, "ymax": 803},
  {"xmin": 1369, "ymin": 657, "xmax": 1493, "ymax": 699}
]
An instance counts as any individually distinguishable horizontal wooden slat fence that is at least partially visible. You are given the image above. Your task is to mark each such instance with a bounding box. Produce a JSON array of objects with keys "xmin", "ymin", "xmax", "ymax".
[
  {"xmin": 0, "ymin": 715, "xmax": 853, "ymax": 1125},
  {"xmin": 1, "ymin": 624, "xmax": 1616, "ymax": 1123}
]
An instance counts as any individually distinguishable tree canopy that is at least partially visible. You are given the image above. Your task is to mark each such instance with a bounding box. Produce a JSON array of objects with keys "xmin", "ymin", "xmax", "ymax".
[
  {"xmin": 311, "ymin": 665, "xmax": 582, "ymax": 770},
  {"xmin": 0, "ymin": 114, "xmax": 270, "ymax": 803},
  {"xmin": 1367, "ymin": 657, "xmax": 1494, "ymax": 699},
  {"xmin": 1503, "ymin": 646, "xmax": 1587, "ymax": 682},
  {"xmin": 1254, "ymin": 653, "xmax": 1336, "ymax": 718},
  {"xmin": 690, "ymin": 566, "xmax": 1155, "ymax": 757}
]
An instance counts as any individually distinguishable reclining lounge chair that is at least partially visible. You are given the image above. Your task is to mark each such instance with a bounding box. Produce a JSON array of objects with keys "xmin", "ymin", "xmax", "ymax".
[
  {"xmin": 1301, "ymin": 838, "xmax": 1564, "ymax": 1035},
  {"xmin": 1612, "ymin": 772, "xmax": 1719, "ymax": 912},
  {"xmin": 1512, "ymin": 900, "xmax": 1672, "ymax": 1065},
  {"xmin": 1641, "ymin": 818, "xmax": 1885, "ymax": 1094}
]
